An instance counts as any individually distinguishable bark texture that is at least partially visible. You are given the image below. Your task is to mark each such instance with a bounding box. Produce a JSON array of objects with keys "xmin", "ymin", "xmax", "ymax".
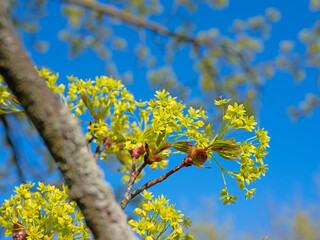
[{"xmin": 0, "ymin": 1, "xmax": 137, "ymax": 239}]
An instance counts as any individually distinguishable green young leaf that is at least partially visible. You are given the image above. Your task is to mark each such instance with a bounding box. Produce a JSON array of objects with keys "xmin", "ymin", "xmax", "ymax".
[{"xmin": 172, "ymin": 141, "xmax": 193, "ymax": 153}]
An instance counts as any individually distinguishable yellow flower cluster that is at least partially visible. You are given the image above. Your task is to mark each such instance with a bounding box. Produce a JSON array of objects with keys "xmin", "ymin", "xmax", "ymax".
[
  {"xmin": 129, "ymin": 190, "xmax": 193, "ymax": 240},
  {"xmin": 0, "ymin": 182, "xmax": 91, "ymax": 240},
  {"xmin": 213, "ymin": 98, "xmax": 270, "ymax": 204},
  {"xmin": 216, "ymin": 99, "xmax": 257, "ymax": 131},
  {"xmin": 148, "ymin": 90, "xmax": 209, "ymax": 148},
  {"xmin": 0, "ymin": 69, "xmax": 270, "ymax": 204}
]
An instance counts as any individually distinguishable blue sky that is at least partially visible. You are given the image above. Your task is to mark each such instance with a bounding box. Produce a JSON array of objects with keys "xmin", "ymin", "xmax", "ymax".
[{"xmin": 1, "ymin": 0, "xmax": 320, "ymax": 239}]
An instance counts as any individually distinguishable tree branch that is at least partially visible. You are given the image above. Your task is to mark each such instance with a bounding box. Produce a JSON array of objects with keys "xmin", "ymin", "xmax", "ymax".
[
  {"xmin": 54, "ymin": 0, "xmax": 256, "ymax": 86},
  {"xmin": 87, "ymin": 136, "xmax": 94, "ymax": 157},
  {"xmin": 94, "ymin": 145, "xmax": 102, "ymax": 162},
  {"xmin": 120, "ymin": 156, "xmax": 137, "ymax": 207},
  {"xmin": 55, "ymin": 0, "xmax": 259, "ymax": 94},
  {"xmin": 55, "ymin": 0, "xmax": 213, "ymax": 47},
  {"xmin": 136, "ymin": 161, "xmax": 147, "ymax": 179},
  {"xmin": 0, "ymin": 1, "xmax": 137, "ymax": 239},
  {"xmin": 121, "ymin": 161, "xmax": 186, "ymax": 209},
  {"xmin": 0, "ymin": 115, "xmax": 25, "ymax": 183},
  {"xmin": 120, "ymin": 159, "xmax": 148, "ymax": 209}
]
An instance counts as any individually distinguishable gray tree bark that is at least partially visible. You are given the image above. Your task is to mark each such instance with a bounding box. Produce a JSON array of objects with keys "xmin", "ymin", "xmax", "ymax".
[{"xmin": 0, "ymin": 1, "xmax": 137, "ymax": 239}]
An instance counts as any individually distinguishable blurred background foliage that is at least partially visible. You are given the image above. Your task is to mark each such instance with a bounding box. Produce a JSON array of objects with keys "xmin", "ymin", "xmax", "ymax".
[
  {"xmin": 189, "ymin": 179, "xmax": 320, "ymax": 240},
  {"xmin": 8, "ymin": 0, "xmax": 319, "ymax": 115},
  {"xmin": 8, "ymin": 0, "xmax": 320, "ymax": 118},
  {"xmin": 1, "ymin": 0, "xmax": 320, "ymax": 239}
]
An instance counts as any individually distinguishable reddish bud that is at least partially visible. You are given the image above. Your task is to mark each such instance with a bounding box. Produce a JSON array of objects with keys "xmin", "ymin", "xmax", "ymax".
[
  {"xmin": 136, "ymin": 145, "xmax": 145, "ymax": 155},
  {"xmin": 188, "ymin": 147, "xmax": 208, "ymax": 167},
  {"xmin": 103, "ymin": 137, "xmax": 124, "ymax": 149},
  {"xmin": 12, "ymin": 222, "xmax": 27, "ymax": 240},
  {"xmin": 183, "ymin": 156, "xmax": 193, "ymax": 167},
  {"xmin": 12, "ymin": 231, "xmax": 27, "ymax": 240},
  {"xmin": 103, "ymin": 137, "xmax": 113, "ymax": 148},
  {"xmin": 129, "ymin": 145, "xmax": 145, "ymax": 158}
]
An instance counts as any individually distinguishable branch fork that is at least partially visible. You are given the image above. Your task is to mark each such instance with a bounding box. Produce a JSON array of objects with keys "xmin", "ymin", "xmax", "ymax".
[{"xmin": 120, "ymin": 146, "xmax": 191, "ymax": 209}]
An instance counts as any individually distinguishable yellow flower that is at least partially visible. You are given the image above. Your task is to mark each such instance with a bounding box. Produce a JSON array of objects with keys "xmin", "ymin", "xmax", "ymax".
[
  {"xmin": 142, "ymin": 202, "xmax": 154, "ymax": 212},
  {"xmin": 128, "ymin": 219, "xmax": 138, "ymax": 227},
  {"xmin": 141, "ymin": 190, "xmax": 154, "ymax": 200},
  {"xmin": 244, "ymin": 115, "xmax": 257, "ymax": 131},
  {"xmin": 214, "ymin": 98, "xmax": 230, "ymax": 105}
]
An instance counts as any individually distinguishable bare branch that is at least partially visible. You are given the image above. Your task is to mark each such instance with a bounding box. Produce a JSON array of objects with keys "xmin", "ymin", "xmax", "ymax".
[
  {"xmin": 87, "ymin": 136, "xmax": 94, "ymax": 157},
  {"xmin": 120, "ymin": 156, "xmax": 137, "ymax": 207},
  {"xmin": 120, "ymin": 158, "xmax": 148, "ymax": 208},
  {"xmin": 94, "ymin": 145, "xmax": 102, "ymax": 162},
  {"xmin": 0, "ymin": 1, "xmax": 137, "ymax": 239},
  {"xmin": 121, "ymin": 161, "xmax": 186, "ymax": 209},
  {"xmin": 0, "ymin": 115, "xmax": 25, "ymax": 183},
  {"xmin": 135, "ymin": 161, "xmax": 147, "ymax": 179}
]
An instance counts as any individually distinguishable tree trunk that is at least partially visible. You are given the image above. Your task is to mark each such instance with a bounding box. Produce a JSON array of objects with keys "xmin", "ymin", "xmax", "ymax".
[{"xmin": 0, "ymin": 1, "xmax": 137, "ymax": 239}]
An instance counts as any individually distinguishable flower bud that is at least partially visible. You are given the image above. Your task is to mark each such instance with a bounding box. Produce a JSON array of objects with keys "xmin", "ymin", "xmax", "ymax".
[
  {"xmin": 188, "ymin": 147, "xmax": 208, "ymax": 166},
  {"xmin": 129, "ymin": 144, "xmax": 145, "ymax": 158},
  {"xmin": 220, "ymin": 189, "xmax": 228, "ymax": 196},
  {"xmin": 12, "ymin": 222, "xmax": 27, "ymax": 240},
  {"xmin": 183, "ymin": 156, "xmax": 193, "ymax": 167}
]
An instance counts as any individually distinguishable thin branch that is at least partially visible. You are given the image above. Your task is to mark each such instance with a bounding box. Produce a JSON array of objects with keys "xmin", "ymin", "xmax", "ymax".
[
  {"xmin": 94, "ymin": 145, "xmax": 101, "ymax": 161},
  {"xmin": 120, "ymin": 158, "xmax": 147, "ymax": 209},
  {"xmin": 120, "ymin": 156, "xmax": 137, "ymax": 208},
  {"xmin": 55, "ymin": 0, "xmax": 213, "ymax": 47},
  {"xmin": 0, "ymin": 115, "xmax": 25, "ymax": 183},
  {"xmin": 121, "ymin": 161, "xmax": 186, "ymax": 209},
  {"xmin": 87, "ymin": 136, "xmax": 94, "ymax": 156},
  {"xmin": 136, "ymin": 161, "xmax": 147, "ymax": 178}
]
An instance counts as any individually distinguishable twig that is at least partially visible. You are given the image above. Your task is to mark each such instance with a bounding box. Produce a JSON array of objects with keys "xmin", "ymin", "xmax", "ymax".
[
  {"xmin": 136, "ymin": 161, "xmax": 147, "ymax": 178},
  {"xmin": 120, "ymin": 156, "xmax": 137, "ymax": 207},
  {"xmin": 120, "ymin": 161, "xmax": 186, "ymax": 209},
  {"xmin": 120, "ymin": 159, "xmax": 148, "ymax": 209},
  {"xmin": 94, "ymin": 145, "xmax": 101, "ymax": 162},
  {"xmin": 87, "ymin": 136, "xmax": 94, "ymax": 156},
  {"xmin": 0, "ymin": 115, "xmax": 25, "ymax": 183}
]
